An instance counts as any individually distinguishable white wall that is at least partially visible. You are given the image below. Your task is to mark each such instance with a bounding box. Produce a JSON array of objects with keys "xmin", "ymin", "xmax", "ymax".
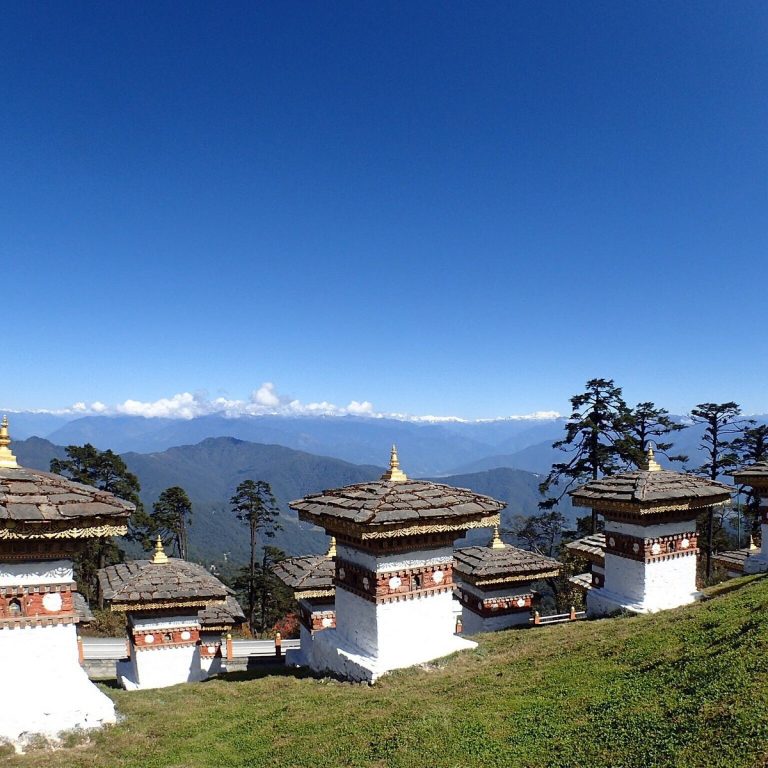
[
  {"xmin": 336, "ymin": 544, "xmax": 453, "ymax": 573},
  {"xmin": 131, "ymin": 644, "xmax": 204, "ymax": 689},
  {"xmin": 0, "ymin": 623, "xmax": 116, "ymax": 748},
  {"xmin": 605, "ymin": 520, "xmax": 694, "ymax": 537},
  {"xmin": 461, "ymin": 609, "xmax": 529, "ymax": 636},
  {"xmin": 0, "ymin": 559, "xmax": 73, "ymax": 587}
]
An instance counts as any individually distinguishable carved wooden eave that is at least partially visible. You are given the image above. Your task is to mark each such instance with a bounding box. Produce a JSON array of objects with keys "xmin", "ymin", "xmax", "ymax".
[
  {"xmin": 458, "ymin": 568, "xmax": 562, "ymax": 588},
  {"xmin": 569, "ymin": 497, "xmax": 730, "ymax": 516},
  {"xmin": 294, "ymin": 588, "xmax": 335, "ymax": 600},
  {"xmin": 0, "ymin": 521, "xmax": 128, "ymax": 540},
  {"xmin": 110, "ymin": 597, "xmax": 227, "ymax": 613}
]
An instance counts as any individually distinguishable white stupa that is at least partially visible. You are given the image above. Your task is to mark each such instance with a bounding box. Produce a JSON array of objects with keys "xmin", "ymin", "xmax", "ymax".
[{"xmin": 290, "ymin": 446, "xmax": 505, "ymax": 682}]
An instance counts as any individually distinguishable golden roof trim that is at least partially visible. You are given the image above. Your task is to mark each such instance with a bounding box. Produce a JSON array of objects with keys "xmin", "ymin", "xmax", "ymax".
[{"xmin": 0, "ymin": 523, "xmax": 128, "ymax": 540}]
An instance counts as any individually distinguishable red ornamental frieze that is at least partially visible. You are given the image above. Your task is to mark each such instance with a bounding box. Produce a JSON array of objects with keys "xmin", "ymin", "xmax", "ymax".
[
  {"xmin": 0, "ymin": 586, "xmax": 75, "ymax": 621},
  {"xmin": 335, "ymin": 558, "xmax": 453, "ymax": 604},
  {"xmin": 457, "ymin": 588, "xmax": 534, "ymax": 617},
  {"xmin": 132, "ymin": 626, "xmax": 200, "ymax": 650},
  {"xmin": 298, "ymin": 603, "xmax": 336, "ymax": 630},
  {"xmin": 199, "ymin": 641, "xmax": 222, "ymax": 658},
  {"xmin": 605, "ymin": 531, "xmax": 698, "ymax": 562}
]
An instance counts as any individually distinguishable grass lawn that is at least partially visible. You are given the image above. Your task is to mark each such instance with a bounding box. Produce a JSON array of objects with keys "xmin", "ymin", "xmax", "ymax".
[{"xmin": 5, "ymin": 574, "xmax": 768, "ymax": 768}]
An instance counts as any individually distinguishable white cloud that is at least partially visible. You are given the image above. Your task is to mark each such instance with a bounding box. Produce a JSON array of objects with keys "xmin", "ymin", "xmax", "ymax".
[{"xmin": 6, "ymin": 382, "xmax": 562, "ymax": 423}]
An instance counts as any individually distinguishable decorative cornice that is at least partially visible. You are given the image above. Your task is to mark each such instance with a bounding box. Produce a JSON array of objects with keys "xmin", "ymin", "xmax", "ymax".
[{"xmin": 0, "ymin": 523, "xmax": 128, "ymax": 540}]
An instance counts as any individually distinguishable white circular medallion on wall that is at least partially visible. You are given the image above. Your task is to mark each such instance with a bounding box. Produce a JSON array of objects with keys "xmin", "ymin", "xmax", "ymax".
[
  {"xmin": 651, "ymin": 543, "xmax": 661, "ymax": 555},
  {"xmin": 362, "ymin": 577, "xmax": 370, "ymax": 590},
  {"xmin": 180, "ymin": 630, "xmax": 191, "ymax": 641},
  {"xmin": 681, "ymin": 538, "xmax": 690, "ymax": 549},
  {"xmin": 516, "ymin": 597, "xmax": 526, "ymax": 608},
  {"xmin": 338, "ymin": 568, "xmax": 346, "ymax": 580},
  {"xmin": 432, "ymin": 569, "xmax": 444, "ymax": 583},
  {"xmin": 321, "ymin": 617, "xmax": 333, "ymax": 628},
  {"xmin": 632, "ymin": 543, "xmax": 639, "ymax": 553},
  {"xmin": 42, "ymin": 592, "xmax": 63, "ymax": 612},
  {"xmin": 609, "ymin": 537, "xmax": 616, "ymax": 547},
  {"xmin": 207, "ymin": 645, "xmax": 216, "ymax": 654},
  {"xmin": 144, "ymin": 634, "xmax": 155, "ymax": 644},
  {"xmin": 388, "ymin": 576, "xmax": 401, "ymax": 590}
]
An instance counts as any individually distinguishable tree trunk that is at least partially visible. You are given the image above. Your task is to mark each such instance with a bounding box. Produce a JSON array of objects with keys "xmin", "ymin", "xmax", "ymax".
[
  {"xmin": 249, "ymin": 521, "xmax": 256, "ymax": 633},
  {"xmin": 706, "ymin": 506, "xmax": 714, "ymax": 581}
]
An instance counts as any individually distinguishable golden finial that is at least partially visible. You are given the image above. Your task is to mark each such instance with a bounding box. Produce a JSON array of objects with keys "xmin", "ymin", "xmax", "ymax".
[
  {"xmin": 0, "ymin": 416, "xmax": 19, "ymax": 469},
  {"xmin": 151, "ymin": 536, "xmax": 169, "ymax": 564},
  {"xmin": 489, "ymin": 524, "xmax": 505, "ymax": 550},
  {"xmin": 380, "ymin": 444, "xmax": 408, "ymax": 482},
  {"xmin": 327, "ymin": 536, "xmax": 337, "ymax": 559},
  {"xmin": 644, "ymin": 443, "xmax": 661, "ymax": 472}
]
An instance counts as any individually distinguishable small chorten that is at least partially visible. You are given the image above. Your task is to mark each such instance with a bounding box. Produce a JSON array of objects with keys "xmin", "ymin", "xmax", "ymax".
[
  {"xmin": 290, "ymin": 447, "xmax": 504, "ymax": 682},
  {"xmin": 0, "ymin": 416, "xmax": 18, "ymax": 468},
  {"xmin": 273, "ymin": 538, "xmax": 337, "ymax": 667},
  {"xmin": 98, "ymin": 545, "xmax": 241, "ymax": 689},
  {"xmin": 454, "ymin": 526, "xmax": 562, "ymax": 634},
  {"xmin": 570, "ymin": 443, "xmax": 732, "ymax": 616}
]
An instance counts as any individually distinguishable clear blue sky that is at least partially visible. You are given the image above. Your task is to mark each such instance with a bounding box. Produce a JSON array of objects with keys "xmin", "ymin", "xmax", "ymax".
[{"xmin": 2, "ymin": 2, "xmax": 766, "ymax": 418}]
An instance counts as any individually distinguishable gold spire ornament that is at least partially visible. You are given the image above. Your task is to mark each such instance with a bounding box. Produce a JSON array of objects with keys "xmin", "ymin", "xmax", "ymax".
[
  {"xmin": 327, "ymin": 536, "xmax": 337, "ymax": 559},
  {"xmin": 151, "ymin": 536, "xmax": 169, "ymax": 564},
  {"xmin": 380, "ymin": 444, "xmax": 408, "ymax": 482},
  {"xmin": 489, "ymin": 524, "xmax": 506, "ymax": 550},
  {"xmin": 644, "ymin": 443, "xmax": 662, "ymax": 472},
  {"xmin": 0, "ymin": 416, "xmax": 19, "ymax": 469}
]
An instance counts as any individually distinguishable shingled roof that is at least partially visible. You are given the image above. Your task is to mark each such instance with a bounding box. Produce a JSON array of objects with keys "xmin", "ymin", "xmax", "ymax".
[
  {"xmin": 569, "ymin": 448, "xmax": 731, "ymax": 514},
  {"xmin": 565, "ymin": 533, "xmax": 606, "ymax": 565},
  {"xmin": 98, "ymin": 546, "xmax": 228, "ymax": 611},
  {"xmin": 732, "ymin": 461, "xmax": 768, "ymax": 488},
  {"xmin": 453, "ymin": 543, "xmax": 561, "ymax": 586},
  {"xmin": 273, "ymin": 554, "xmax": 335, "ymax": 598},
  {"xmin": 291, "ymin": 447, "xmax": 504, "ymax": 538},
  {"xmin": 198, "ymin": 594, "xmax": 245, "ymax": 629}
]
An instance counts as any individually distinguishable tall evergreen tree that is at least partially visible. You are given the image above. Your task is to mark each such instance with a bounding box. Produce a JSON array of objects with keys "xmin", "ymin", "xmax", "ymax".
[
  {"xmin": 689, "ymin": 402, "xmax": 744, "ymax": 580},
  {"xmin": 229, "ymin": 479, "xmax": 281, "ymax": 633},
  {"xmin": 50, "ymin": 444, "xmax": 149, "ymax": 603},
  {"xmin": 618, "ymin": 401, "xmax": 688, "ymax": 468},
  {"xmin": 150, "ymin": 486, "xmax": 193, "ymax": 559},
  {"xmin": 539, "ymin": 378, "xmax": 629, "ymax": 533},
  {"xmin": 732, "ymin": 423, "xmax": 768, "ymax": 539}
]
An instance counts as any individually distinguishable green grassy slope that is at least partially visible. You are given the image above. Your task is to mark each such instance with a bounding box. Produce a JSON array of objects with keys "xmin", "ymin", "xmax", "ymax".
[{"xmin": 7, "ymin": 575, "xmax": 768, "ymax": 768}]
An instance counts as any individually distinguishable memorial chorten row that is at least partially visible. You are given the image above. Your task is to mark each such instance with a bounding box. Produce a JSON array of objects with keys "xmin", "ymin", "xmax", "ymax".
[
  {"xmin": 0, "ymin": 417, "xmax": 133, "ymax": 748},
  {"xmin": 570, "ymin": 446, "xmax": 732, "ymax": 616},
  {"xmin": 290, "ymin": 446, "xmax": 504, "ymax": 682}
]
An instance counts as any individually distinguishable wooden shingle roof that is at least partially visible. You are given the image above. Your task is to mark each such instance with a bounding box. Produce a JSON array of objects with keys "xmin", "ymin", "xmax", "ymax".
[
  {"xmin": 453, "ymin": 544, "xmax": 561, "ymax": 586},
  {"xmin": 732, "ymin": 461, "xmax": 768, "ymax": 488},
  {"xmin": 98, "ymin": 558, "xmax": 228, "ymax": 611},
  {"xmin": 198, "ymin": 594, "xmax": 245, "ymax": 629},
  {"xmin": 272, "ymin": 554, "xmax": 335, "ymax": 597},
  {"xmin": 0, "ymin": 466, "xmax": 133, "ymax": 536},
  {"xmin": 565, "ymin": 533, "xmax": 606, "ymax": 565}
]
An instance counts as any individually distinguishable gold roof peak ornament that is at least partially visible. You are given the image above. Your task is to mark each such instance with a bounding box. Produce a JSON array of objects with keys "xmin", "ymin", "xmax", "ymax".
[
  {"xmin": 643, "ymin": 443, "xmax": 662, "ymax": 472},
  {"xmin": 380, "ymin": 444, "xmax": 408, "ymax": 482},
  {"xmin": 151, "ymin": 536, "xmax": 169, "ymax": 565},
  {"xmin": 489, "ymin": 524, "xmax": 506, "ymax": 550},
  {"xmin": 0, "ymin": 416, "xmax": 19, "ymax": 469},
  {"xmin": 327, "ymin": 536, "xmax": 337, "ymax": 559}
]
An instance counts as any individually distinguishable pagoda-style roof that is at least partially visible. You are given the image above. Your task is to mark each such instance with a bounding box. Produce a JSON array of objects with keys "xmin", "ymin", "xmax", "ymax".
[
  {"xmin": 453, "ymin": 542, "xmax": 561, "ymax": 587},
  {"xmin": 273, "ymin": 554, "xmax": 335, "ymax": 599},
  {"xmin": 98, "ymin": 541, "xmax": 228, "ymax": 612},
  {"xmin": 565, "ymin": 533, "xmax": 606, "ymax": 565},
  {"xmin": 569, "ymin": 447, "xmax": 732, "ymax": 515},
  {"xmin": 732, "ymin": 461, "xmax": 768, "ymax": 489},
  {"xmin": 0, "ymin": 417, "xmax": 133, "ymax": 541},
  {"xmin": 291, "ymin": 447, "xmax": 503, "ymax": 540},
  {"xmin": 198, "ymin": 594, "xmax": 245, "ymax": 630}
]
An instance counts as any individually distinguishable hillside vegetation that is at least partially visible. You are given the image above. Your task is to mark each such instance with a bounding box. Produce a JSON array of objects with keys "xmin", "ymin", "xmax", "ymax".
[{"xmin": 7, "ymin": 575, "xmax": 768, "ymax": 768}]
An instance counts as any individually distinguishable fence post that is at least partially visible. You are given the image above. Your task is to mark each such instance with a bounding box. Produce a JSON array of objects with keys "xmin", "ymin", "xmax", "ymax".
[
  {"xmin": 533, "ymin": 611, "xmax": 541, "ymax": 625},
  {"xmin": 226, "ymin": 633, "xmax": 233, "ymax": 661},
  {"xmin": 275, "ymin": 631, "xmax": 282, "ymax": 659},
  {"xmin": 77, "ymin": 635, "xmax": 84, "ymax": 665},
  {"xmin": 455, "ymin": 616, "xmax": 463, "ymax": 634},
  {"xmin": 570, "ymin": 605, "xmax": 577, "ymax": 621}
]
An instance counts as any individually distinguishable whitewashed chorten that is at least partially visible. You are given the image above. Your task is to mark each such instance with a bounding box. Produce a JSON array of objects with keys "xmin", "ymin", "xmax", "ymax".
[
  {"xmin": 0, "ymin": 417, "xmax": 133, "ymax": 749},
  {"xmin": 569, "ymin": 446, "xmax": 732, "ymax": 616},
  {"xmin": 290, "ymin": 446, "xmax": 505, "ymax": 682},
  {"xmin": 731, "ymin": 461, "xmax": 768, "ymax": 574}
]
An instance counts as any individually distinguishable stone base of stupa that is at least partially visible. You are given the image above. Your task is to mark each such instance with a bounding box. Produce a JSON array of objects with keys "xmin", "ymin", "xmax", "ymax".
[
  {"xmin": 586, "ymin": 585, "xmax": 702, "ymax": 617},
  {"xmin": 305, "ymin": 628, "xmax": 477, "ymax": 683},
  {"xmin": 0, "ymin": 625, "xmax": 116, "ymax": 752},
  {"xmin": 117, "ymin": 644, "xmax": 207, "ymax": 690}
]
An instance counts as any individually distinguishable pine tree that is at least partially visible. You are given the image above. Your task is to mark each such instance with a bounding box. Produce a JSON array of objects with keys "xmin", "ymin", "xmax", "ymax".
[
  {"xmin": 230, "ymin": 480, "xmax": 281, "ymax": 633},
  {"xmin": 150, "ymin": 486, "xmax": 193, "ymax": 559},
  {"xmin": 618, "ymin": 401, "xmax": 688, "ymax": 468},
  {"xmin": 732, "ymin": 423, "xmax": 768, "ymax": 541},
  {"xmin": 539, "ymin": 378, "xmax": 629, "ymax": 533},
  {"xmin": 689, "ymin": 402, "xmax": 744, "ymax": 580}
]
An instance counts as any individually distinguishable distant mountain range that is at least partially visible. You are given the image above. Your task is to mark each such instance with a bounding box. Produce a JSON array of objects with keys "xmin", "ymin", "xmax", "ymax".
[{"xmin": 13, "ymin": 436, "xmax": 555, "ymax": 565}]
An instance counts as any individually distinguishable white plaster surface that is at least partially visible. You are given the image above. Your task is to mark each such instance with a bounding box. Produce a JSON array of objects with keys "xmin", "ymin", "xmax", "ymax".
[
  {"xmin": 605, "ymin": 520, "xmax": 695, "ymax": 537},
  {"xmin": 336, "ymin": 544, "xmax": 453, "ymax": 573},
  {"xmin": 461, "ymin": 608, "xmax": 530, "ymax": 636},
  {"xmin": 0, "ymin": 560, "xmax": 73, "ymax": 587},
  {"xmin": 0, "ymin": 624, "xmax": 116, "ymax": 750},
  {"xmin": 589, "ymin": 553, "xmax": 700, "ymax": 616},
  {"xmin": 120, "ymin": 643, "xmax": 205, "ymax": 690},
  {"xmin": 743, "ymin": 521, "xmax": 768, "ymax": 573},
  {"xmin": 130, "ymin": 614, "xmax": 199, "ymax": 631}
]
